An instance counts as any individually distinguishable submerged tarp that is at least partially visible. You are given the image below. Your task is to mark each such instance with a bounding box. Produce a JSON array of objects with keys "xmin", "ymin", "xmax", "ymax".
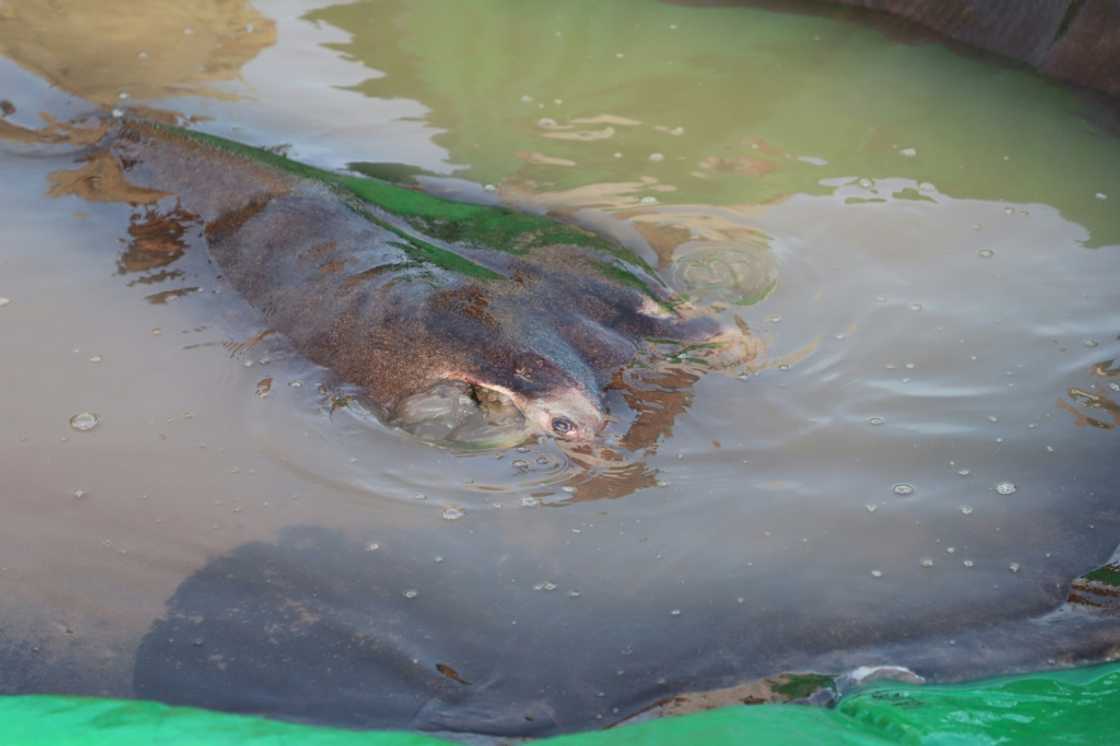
[{"xmin": 3, "ymin": 662, "xmax": 1118, "ymax": 745}]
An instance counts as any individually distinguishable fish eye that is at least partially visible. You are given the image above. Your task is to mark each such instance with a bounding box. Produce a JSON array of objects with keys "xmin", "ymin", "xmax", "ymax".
[{"xmin": 551, "ymin": 416, "xmax": 575, "ymax": 436}]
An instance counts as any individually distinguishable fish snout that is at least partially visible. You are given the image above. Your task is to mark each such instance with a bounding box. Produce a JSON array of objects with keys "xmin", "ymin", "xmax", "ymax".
[{"xmin": 521, "ymin": 387, "xmax": 607, "ymax": 443}]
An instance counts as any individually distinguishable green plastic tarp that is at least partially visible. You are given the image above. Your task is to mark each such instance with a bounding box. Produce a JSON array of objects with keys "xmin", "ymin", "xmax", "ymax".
[{"xmin": 2, "ymin": 662, "xmax": 1117, "ymax": 745}]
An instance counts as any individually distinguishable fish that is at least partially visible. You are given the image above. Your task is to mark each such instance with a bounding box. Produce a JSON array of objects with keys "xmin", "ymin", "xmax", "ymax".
[{"xmin": 69, "ymin": 118, "xmax": 747, "ymax": 443}]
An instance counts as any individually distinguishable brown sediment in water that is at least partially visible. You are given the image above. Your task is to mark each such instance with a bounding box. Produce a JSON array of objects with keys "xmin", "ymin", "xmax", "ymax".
[
  {"xmin": 48, "ymin": 151, "xmax": 168, "ymax": 204},
  {"xmin": 1, "ymin": 113, "xmax": 107, "ymax": 146},
  {"xmin": 116, "ymin": 206, "xmax": 197, "ymax": 274},
  {"xmin": 0, "ymin": 0, "xmax": 276, "ymax": 104},
  {"xmin": 144, "ymin": 287, "xmax": 200, "ymax": 305},
  {"xmin": 616, "ymin": 671, "xmax": 835, "ymax": 726}
]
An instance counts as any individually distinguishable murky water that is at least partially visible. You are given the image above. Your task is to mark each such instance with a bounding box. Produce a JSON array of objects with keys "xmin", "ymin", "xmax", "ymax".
[{"xmin": 2, "ymin": 0, "xmax": 1119, "ymax": 736}]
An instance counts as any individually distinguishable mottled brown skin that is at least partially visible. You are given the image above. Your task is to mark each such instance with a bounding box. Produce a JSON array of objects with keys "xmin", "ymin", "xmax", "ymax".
[{"xmin": 103, "ymin": 121, "xmax": 729, "ymax": 441}]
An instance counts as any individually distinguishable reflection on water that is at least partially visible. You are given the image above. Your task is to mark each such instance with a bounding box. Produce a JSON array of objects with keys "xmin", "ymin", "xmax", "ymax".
[
  {"xmin": 0, "ymin": 0, "xmax": 275, "ymax": 104},
  {"xmin": 308, "ymin": 0, "xmax": 1120, "ymax": 247},
  {"xmin": 1, "ymin": 0, "xmax": 1119, "ymax": 736}
]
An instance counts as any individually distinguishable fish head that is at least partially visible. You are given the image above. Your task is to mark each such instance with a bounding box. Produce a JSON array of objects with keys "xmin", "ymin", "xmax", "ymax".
[
  {"xmin": 516, "ymin": 384, "xmax": 607, "ymax": 443},
  {"xmin": 462, "ymin": 352, "xmax": 608, "ymax": 443}
]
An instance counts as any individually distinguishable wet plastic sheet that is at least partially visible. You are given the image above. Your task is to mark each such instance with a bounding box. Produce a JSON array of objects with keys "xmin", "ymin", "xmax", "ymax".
[{"xmin": 2, "ymin": 662, "xmax": 1117, "ymax": 745}]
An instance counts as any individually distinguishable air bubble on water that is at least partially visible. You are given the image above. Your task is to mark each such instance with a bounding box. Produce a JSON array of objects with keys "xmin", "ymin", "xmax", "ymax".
[
  {"xmin": 920, "ymin": 557, "xmax": 934, "ymax": 568},
  {"xmin": 987, "ymin": 415, "xmax": 998, "ymax": 423},
  {"xmin": 88, "ymin": 355, "xmax": 103, "ymax": 364},
  {"xmin": 960, "ymin": 505, "xmax": 974, "ymax": 516},
  {"xmin": 995, "ymin": 481, "xmax": 1017, "ymax": 495},
  {"xmin": 963, "ymin": 559, "xmax": 975, "ymax": 568},
  {"xmin": 69, "ymin": 412, "xmax": 100, "ymax": 432},
  {"xmin": 768, "ymin": 315, "xmax": 782, "ymax": 323},
  {"xmin": 568, "ymin": 591, "xmax": 582, "ymax": 598},
  {"xmin": 73, "ymin": 489, "xmax": 87, "ymax": 500},
  {"xmin": 977, "ymin": 249, "xmax": 994, "ymax": 258},
  {"xmin": 403, "ymin": 589, "xmax": 419, "ymax": 599},
  {"xmin": 670, "ymin": 609, "xmax": 682, "ymax": 616},
  {"xmin": 899, "ymin": 147, "xmax": 917, "ymax": 158},
  {"xmin": 956, "ymin": 468, "xmax": 971, "ymax": 476},
  {"xmin": 909, "ymin": 303, "xmax": 923, "ymax": 312},
  {"xmin": 867, "ymin": 416, "xmax": 885, "ymax": 426},
  {"xmin": 865, "ymin": 504, "xmax": 878, "ymax": 513},
  {"xmin": 364, "ymin": 542, "xmax": 380, "ymax": 552},
  {"xmin": 434, "ymin": 555, "xmax": 444, "ymax": 564},
  {"xmin": 946, "ymin": 546, "xmax": 956, "ymax": 554},
  {"xmin": 533, "ymin": 582, "xmax": 558, "ymax": 592},
  {"xmin": 1096, "ymin": 193, "xmax": 1108, "ymax": 200},
  {"xmin": 1008, "ymin": 562, "xmax": 1021, "ymax": 573},
  {"xmin": 442, "ymin": 507, "xmax": 464, "ymax": 521},
  {"xmin": 1045, "ymin": 445, "xmax": 1055, "ymax": 452},
  {"xmin": 520, "ymin": 496, "xmax": 540, "ymax": 507},
  {"xmin": 892, "ymin": 483, "xmax": 915, "ymax": 497},
  {"xmin": 870, "ymin": 570, "xmax": 883, "ymax": 578},
  {"xmin": 648, "ymin": 153, "xmax": 664, "ymax": 162}
]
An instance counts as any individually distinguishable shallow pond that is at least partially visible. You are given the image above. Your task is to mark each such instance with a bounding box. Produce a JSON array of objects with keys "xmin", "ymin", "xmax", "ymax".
[{"xmin": 1, "ymin": 0, "xmax": 1119, "ymax": 736}]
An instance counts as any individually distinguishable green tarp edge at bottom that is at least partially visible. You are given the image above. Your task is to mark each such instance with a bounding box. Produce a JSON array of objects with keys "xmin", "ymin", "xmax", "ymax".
[{"xmin": 2, "ymin": 662, "xmax": 1118, "ymax": 745}]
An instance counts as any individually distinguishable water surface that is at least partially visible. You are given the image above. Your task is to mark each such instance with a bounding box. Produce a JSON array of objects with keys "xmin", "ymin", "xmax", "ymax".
[{"xmin": 1, "ymin": 0, "xmax": 1119, "ymax": 736}]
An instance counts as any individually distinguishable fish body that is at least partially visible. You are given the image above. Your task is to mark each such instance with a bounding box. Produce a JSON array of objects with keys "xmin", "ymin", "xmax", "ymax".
[{"xmin": 104, "ymin": 120, "xmax": 729, "ymax": 440}]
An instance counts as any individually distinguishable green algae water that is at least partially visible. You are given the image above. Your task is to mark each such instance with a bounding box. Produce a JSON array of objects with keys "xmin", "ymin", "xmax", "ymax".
[{"xmin": 0, "ymin": 0, "xmax": 1118, "ymax": 737}]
